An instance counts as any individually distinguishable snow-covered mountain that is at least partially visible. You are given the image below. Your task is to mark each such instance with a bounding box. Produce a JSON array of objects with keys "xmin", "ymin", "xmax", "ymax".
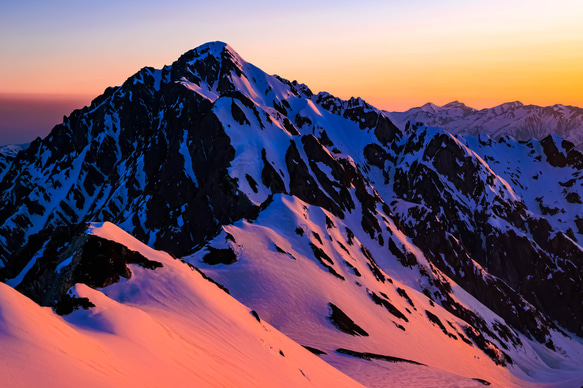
[
  {"xmin": 1, "ymin": 42, "xmax": 583, "ymax": 387},
  {"xmin": 0, "ymin": 143, "xmax": 27, "ymax": 179},
  {"xmin": 388, "ymin": 101, "xmax": 583, "ymax": 148}
]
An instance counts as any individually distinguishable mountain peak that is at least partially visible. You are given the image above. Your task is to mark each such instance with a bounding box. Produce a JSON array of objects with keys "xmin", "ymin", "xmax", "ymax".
[
  {"xmin": 443, "ymin": 100, "xmax": 470, "ymax": 109},
  {"xmin": 196, "ymin": 40, "xmax": 229, "ymax": 51},
  {"xmin": 171, "ymin": 41, "xmax": 248, "ymax": 98},
  {"xmin": 419, "ymin": 102, "xmax": 440, "ymax": 113},
  {"xmin": 497, "ymin": 101, "xmax": 524, "ymax": 109},
  {"xmin": 184, "ymin": 41, "xmax": 242, "ymax": 63}
]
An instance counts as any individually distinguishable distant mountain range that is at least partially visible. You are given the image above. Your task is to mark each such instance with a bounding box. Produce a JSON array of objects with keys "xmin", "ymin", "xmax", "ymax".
[
  {"xmin": 388, "ymin": 101, "xmax": 583, "ymax": 148},
  {"xmin": 1, "ymin": 42, "xmax": 583, "ymax": 387}
]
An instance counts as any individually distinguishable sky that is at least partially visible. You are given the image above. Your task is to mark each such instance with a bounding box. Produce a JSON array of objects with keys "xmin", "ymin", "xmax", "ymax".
[{"xmin": 1, "ymin": 0, "xmax": 582, "ymax": 145}]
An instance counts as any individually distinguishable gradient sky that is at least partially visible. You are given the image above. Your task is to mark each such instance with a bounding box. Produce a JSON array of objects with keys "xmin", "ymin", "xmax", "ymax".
[{"xmin": 1, "ymin": 0, "xmax": 582, "ymax": 145}]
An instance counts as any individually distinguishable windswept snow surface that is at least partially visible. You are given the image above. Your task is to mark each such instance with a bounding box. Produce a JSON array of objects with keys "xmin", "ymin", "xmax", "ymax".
[
  {"xmin": 0, "ymin": 222, "xmax": 363, "ymax": 388},
  {"xmin": 190, "ymin": 195, "xmax": 583, "ymax": 388}
]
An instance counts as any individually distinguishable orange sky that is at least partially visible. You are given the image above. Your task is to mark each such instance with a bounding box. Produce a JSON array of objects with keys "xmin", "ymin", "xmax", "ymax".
[{"xmin": 1, "ymin": 0, "xmax": 582, "ymax": 144}]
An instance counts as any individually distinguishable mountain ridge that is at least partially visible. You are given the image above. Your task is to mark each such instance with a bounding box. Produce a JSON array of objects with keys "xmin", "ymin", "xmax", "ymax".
[{"xmin": 388, "ymin": 100, "xmax": 583, "ymax": 148}]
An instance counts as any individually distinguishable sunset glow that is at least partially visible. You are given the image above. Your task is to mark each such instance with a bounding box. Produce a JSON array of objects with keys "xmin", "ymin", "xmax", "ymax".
[
  {"xmin": 2, "ymin": 10, "xmax": 583, "ymax": 383},
  {"xmin": 1, "ymin": 0, "xmax": 582, "ymax": 143}
]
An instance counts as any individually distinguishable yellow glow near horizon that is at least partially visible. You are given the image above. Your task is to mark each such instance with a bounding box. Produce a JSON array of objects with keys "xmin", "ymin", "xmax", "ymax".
[{"xmin": 245, "ymin": 0, "xmax": 583, "ymax": 110}]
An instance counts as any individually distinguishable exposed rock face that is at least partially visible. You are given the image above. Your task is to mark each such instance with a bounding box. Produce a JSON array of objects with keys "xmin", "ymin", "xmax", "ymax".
[
  {"xmin": 1, "ymin": 223, "xmax": 161, "ymax": 315},
  {"xmin": 335, "ymin": 348, "xmax": 425, "ymax": 366},
  {"xmin": 391, "ymin": 128, "xmax": 583, "ymax": 338},
  {"xmin": 0, "ymin": 43, "xmax": 258, "ymax": 260},
  {"xmin": 328, "ymin": 303, "xmax": 369, "ymax": 336}
]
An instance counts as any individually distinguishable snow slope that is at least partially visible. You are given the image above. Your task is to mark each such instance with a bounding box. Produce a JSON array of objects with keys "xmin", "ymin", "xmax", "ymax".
[
  {"xmin": 190, "ymin": 194, "xmax": 583, "ymax": 388},
  {"xmin": 0, "ymin": 222, "xmax": 363, "ymax": 388}
]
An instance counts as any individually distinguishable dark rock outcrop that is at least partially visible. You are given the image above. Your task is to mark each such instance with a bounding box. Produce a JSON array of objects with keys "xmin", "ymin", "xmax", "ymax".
[
  {"xmin": 328, "ymin": 303, "xmax": 369, "ymax": 336},
  {"xmin": 1, "ymin": 224, "xmax": 161, "ymax": 315}
]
